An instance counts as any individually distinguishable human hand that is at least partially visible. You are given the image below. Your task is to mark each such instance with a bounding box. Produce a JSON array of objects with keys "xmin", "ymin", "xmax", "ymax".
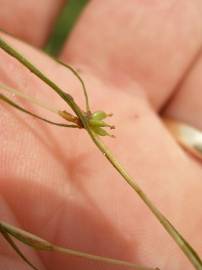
[{"xmin": 0, "ymin": 1, "xmax": 202, "ymax": 270}]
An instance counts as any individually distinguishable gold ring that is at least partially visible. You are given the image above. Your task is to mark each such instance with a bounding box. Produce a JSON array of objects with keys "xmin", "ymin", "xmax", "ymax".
[{"xmin": 163, "ymin": 117, "xmax": 202, "ymax": 161}]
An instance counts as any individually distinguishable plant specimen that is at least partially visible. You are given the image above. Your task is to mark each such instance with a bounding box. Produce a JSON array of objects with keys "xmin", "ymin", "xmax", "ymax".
[{"xmin": 0, "ymin": 35, "xmax": 202, "ymax": 270}]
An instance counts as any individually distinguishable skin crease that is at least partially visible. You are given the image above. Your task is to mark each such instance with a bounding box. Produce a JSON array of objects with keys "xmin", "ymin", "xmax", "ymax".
[{"xmin": 0, "ymin": 1, "xmax": 202, "ymax": 270}]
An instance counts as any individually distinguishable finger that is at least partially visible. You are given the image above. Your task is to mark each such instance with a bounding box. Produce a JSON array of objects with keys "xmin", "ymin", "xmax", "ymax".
[
  {"xmin": 0, "ymin": 0, "xmax": 65, "ymax": 47},
  {"xmin": 61, "ymin": 0, "xmax": 202, "ymax": 110},
  {"xmin": 163, "ymin": 53, "xmax": 202, "ymax": 130},
  {"xmin": 1, "ymin": 33, "xmax": 202, "ymax": 270}
]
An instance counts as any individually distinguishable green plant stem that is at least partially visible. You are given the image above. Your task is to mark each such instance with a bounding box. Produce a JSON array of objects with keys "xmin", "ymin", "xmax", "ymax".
[
  {"xmin": 0, "ymin": 222, "xmax": 157, "ymax": 270},
  {"xmin": 0, "ymin": 36, "xmax": 202, "ymax": 270},
  {"xmin": 56, "ymin": 59, "xmax": 90, "ymax": 112},
  {"xmin": 1, "ymin": 231, "xmax": 39, "ymax": 270},
  {"xmin": 44, "ymin": 0, "xmax": 89, "ymax": 56},
  {"xmin": 0, "ymin": 93, "xmax": 78, "ymax": 128},
  {"xmin": 91, "ymin": 135, "xmax": 202, "ymax": 270},
  {"xmin": 53, "ymin": 245, "xmax": 156, "ymax": 270}
]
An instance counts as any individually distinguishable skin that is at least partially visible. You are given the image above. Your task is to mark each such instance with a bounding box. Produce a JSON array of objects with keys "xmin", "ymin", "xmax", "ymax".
[{"xmin": 0, "ymin": 1, "xmax": 202, "ymax": 269}]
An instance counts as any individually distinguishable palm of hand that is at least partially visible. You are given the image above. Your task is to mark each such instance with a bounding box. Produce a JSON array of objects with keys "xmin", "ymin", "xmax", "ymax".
[{"xmin": 0, "ymin": 1, "xmax": 202, "ymax": 270}]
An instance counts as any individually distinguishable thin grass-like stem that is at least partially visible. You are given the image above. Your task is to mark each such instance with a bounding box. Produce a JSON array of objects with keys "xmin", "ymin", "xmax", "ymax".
[
  {"xmin": 0, "ymin": 82, "xmax": 58, "ymax": 113},
  {"xmin": 0, "ymin": 229, "xmax": 39, "ymax": 270},
  {"xmin": 53, "ymin": 245, "xmax": 157, "ymax": 270},
  {"xmin": 56, "ymin": 60, "xmax": 90, "ymax": 112},
  {"xmin": 0, "ymin": 93, "xmax": 78, "ymax": 128},
  {"xmin": 0, "ymin": 36, "xmax": 201, "ymax": 270},
  {"xmin": 0, "ymin": 222, "xmax": 157, "ymax": 270}
]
